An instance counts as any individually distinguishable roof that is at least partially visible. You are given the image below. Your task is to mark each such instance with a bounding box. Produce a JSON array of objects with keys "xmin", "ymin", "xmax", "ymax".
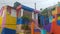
[
  {"xmin": 7, "ymin": 5, "xmax": 16, "ymax": 10},
  {"xmin": 14, "ymin": 2, "xmax": 34, "ymax": 12},
  {"xmin": 21, "ymin": 5, "xmax": 35, "ymax": 12},
  {"xmin": 14, "ymin": 2, "xmax": 39, "ymax": 12},
  {"xmin": 2, "ymin": 5, "xmax": 39, "ymax": 13}
]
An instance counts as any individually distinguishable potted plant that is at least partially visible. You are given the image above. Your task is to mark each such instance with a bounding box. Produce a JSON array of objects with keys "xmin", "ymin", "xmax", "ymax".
[
  {"xmin": 22, "ymin": 15, "xmax": 30, "ymax": 24},
  {"xmin": 21, "ymin": 15, "xmax": 30, "ymax": 29},
  {"xmin": 22, "ymin": 24, "xmax": 28, "ymax": 30},
  {"xmin": 22, "ymin": 24, "xmax": 31, "ymax": 34},
  {"xmin": 21, "ymin": 15, "xmax": 31, "ymax": 34}
]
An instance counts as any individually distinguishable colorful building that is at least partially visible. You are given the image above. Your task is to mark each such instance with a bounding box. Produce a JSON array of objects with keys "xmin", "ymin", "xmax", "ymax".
[
  {"xmin": 51, "ymin": 2, "xmax": 60, "ymax": 34},
  {"xmin": 0, "ymin": 2, "xmax": 39, "ymax": 34}
]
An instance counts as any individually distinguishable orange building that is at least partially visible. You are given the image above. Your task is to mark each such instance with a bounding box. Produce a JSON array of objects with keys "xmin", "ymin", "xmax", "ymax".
[{"xmin": 51, "ymin": 3, "xmax": 60, "ymax": 34}]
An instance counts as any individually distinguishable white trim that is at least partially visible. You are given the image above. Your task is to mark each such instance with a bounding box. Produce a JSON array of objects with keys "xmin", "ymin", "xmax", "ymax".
[
  {"xmin": 36, "ymin": 13, "xmax": 38, "ymax": 19},
  {"xmin": 32, "ymin": 12, "xmax": 34, "ymax": 19},
  {"xmin": 21, "ymin": 9, "xmax": 23, "ymax": 17},
  {"xmin": 11, "ymin": 9, "xmax": 16, "ymax": 17}
]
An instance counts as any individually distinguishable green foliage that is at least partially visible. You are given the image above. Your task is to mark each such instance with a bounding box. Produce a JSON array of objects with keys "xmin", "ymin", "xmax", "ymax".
[
  {"xmin": 22, "ymin": 24, "xmax": 29, "ymax": 30},
  {"xmin": 22, "ymin": 15, "xmax": 30, "ymax": 20},
  {"xmin": 21, "ymin": 15, "xmax": 31, "ymax": 30},
  {"xmin": 41, "ymin": 8, "xmax": 48, "ymax": 16},
  {"xmin": 51, "ymin": 7, "xmax": 55, "ymax": 11}
]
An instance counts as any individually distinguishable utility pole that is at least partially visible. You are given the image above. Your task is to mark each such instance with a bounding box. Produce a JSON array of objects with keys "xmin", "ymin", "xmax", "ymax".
[
  {"xmin": 35, "ymin": 2, "xmax": 39, "ymax": 29},
  {"xmin": 35, "ymin": 3, "xmax": 36, "ymax": 10},
  {"xmin": 31, "ymin": 2, "xmax": 37, "ymax": 34}
]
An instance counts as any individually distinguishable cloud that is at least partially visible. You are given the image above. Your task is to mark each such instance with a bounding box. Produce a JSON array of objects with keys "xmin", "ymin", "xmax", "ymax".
[{"xmin": 0, "ymin": 0, "xmax": 60, "ymax": 10}]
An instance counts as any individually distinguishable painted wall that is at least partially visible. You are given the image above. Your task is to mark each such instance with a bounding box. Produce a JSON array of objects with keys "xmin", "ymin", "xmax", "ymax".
[{"xmin": 5, "ymin": 9, "xmax": 16, "ymax": 30}]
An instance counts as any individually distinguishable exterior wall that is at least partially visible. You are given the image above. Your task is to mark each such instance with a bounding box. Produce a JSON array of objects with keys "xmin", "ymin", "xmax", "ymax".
[
  {"xmin": 48, "ymin": 10, "xmax": 52, "ymax": 17},
  {"xmin": 17, "ymin": 9, "xmax": 23, "ymax": 18},
  {"xmin": 23, "ymin": 10, "xmax": 32, "ymax": 19},
  {"xmin": 51, "ymin": 5, "xmax": 60, "ymax": 34},
  {"xmin": 57, "ymin": 6, "xmax": 60, "ymax": 14},
  {"xmin": 0, "ymin": 6, "xmax": 7, "ymax": 32},
  {"xmin": 16, "ymin": 9, "xmax": 32, "ymax": 33},
  {"xmin": 52, "ymin": 6, "xmax": 60, "ymax": 15},
  {"xmin": 5, "ymin": 7, "xmax": 16, "ymax": 30},
  {"xmin": 1, "ymin": 5, "xmax": 38, "ymax": 34},
  {"xmin": 0, "ymin": 8, "xmax": 4, "ymax": 32},
  {"xmin": 52, "ymin": 8, "xmax": 57, "ymax": 15}
]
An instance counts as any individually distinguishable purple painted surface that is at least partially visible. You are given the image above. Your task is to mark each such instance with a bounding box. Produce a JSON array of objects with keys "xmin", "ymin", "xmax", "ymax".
[
  {"xmin": 44, "ymin": 23, "xmax": 51, "ymax": 32},
  {"xmin": 2, "ymin": 12, "xmax": 6, "ymax": 29},
  {"xmin": 0, "ymin": 10, "xmax": 1, "ymax": 16},
  {"xmin": 35, "ymin": 19, "xmax": 39, "ymax": 29},
  {"xmin": 0, "ymin": 9, "xmax": 3, "ymax": 16},
  {"xmin": 34, "ymin": 10, "xmax": 39, "ymax": 14},
  {"xmin": 34, "ymin": 29, "xmax": 40, "ymax": 32}
]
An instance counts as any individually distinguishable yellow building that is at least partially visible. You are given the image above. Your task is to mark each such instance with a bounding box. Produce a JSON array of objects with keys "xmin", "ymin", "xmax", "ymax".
[{"xmin": 0, "ymin": 6, "xmax": 17, "ymax": 33}]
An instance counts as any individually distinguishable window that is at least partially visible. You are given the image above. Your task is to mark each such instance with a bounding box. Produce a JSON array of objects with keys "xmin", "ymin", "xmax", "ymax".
[{"xmin": 11, "ymin": 9, "xmax": 16, "ymax": 17}]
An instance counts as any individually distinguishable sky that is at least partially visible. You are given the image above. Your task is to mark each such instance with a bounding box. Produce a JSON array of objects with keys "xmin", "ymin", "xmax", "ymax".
[{"xmin": 0, "ymin": 0, "xmax": 60, "ymax": 10}]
